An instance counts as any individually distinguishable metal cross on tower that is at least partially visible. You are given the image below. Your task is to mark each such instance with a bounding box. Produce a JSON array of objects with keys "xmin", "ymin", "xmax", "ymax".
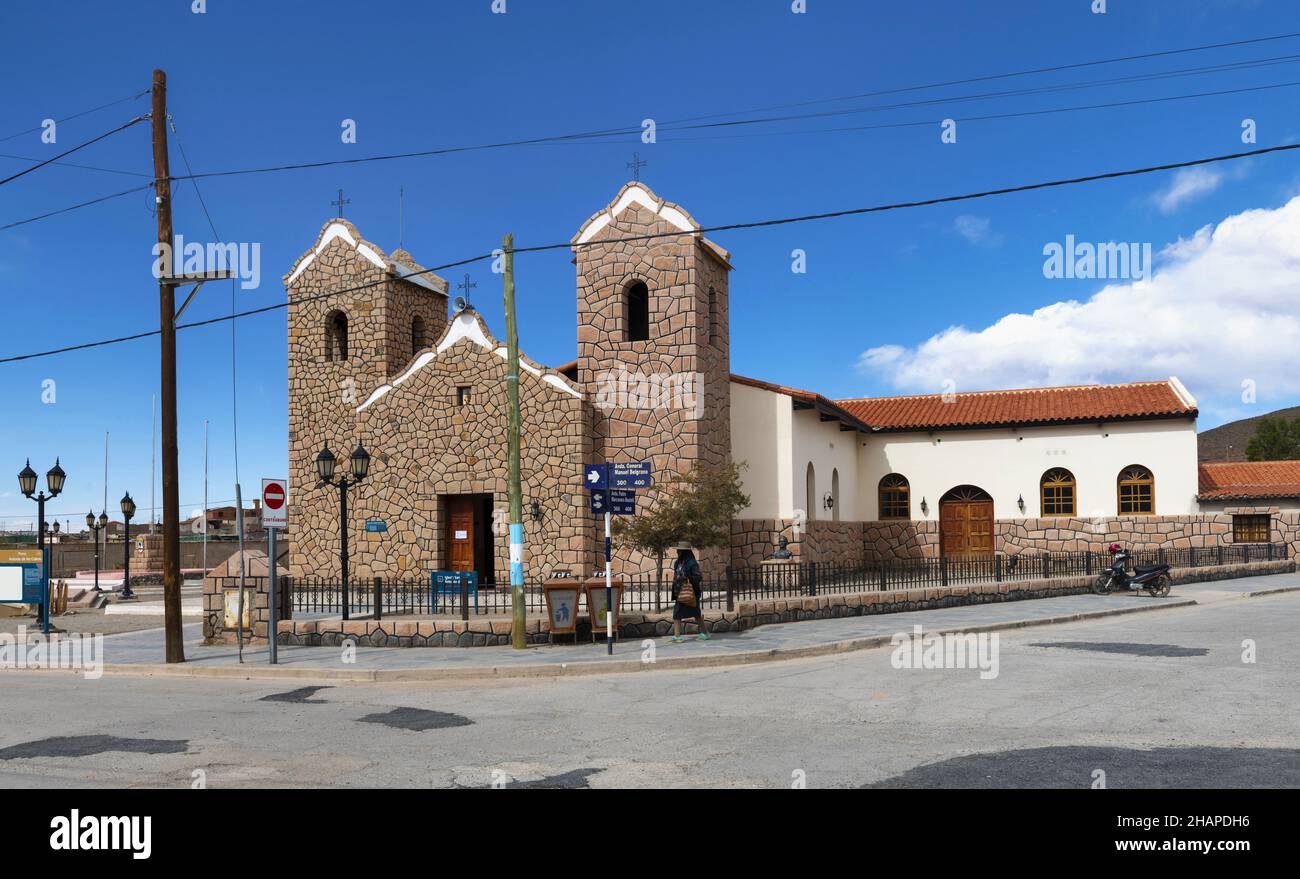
[
  {"xmin": 627, "ymin": 152, "xmax": 648, "ymax": 182},
  {"xmin": 332, "ymin": 188, "xmax": 351, "ymax": 218},
  {"xmin": 458, "ymin": 273, "xmax": 477, "ymax": 305}
]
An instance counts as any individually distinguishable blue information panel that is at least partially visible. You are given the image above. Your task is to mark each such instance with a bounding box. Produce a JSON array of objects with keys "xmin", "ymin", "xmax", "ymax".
[
  {"xmin": 365, "ymin": 520, "xmax": 388, "ymax": 533},
  {"xmin": 609, "ymin": 462, "xmax": 653, "ymax": 489},
  {"xmin": 430, "ymin": 570, "xmax": 478, "ymax": 612},
  {"xmin": 583, "ymin": 464, "xmax": 607, "ymax": 490},
  {"xmin": 0, "ymin": 548, "xmax": 45, "ymax": 604}
]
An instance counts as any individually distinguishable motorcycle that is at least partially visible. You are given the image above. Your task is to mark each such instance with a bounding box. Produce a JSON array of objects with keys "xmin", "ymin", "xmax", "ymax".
[{"xmin": 1092, "ymin": 544, "xmax": 1172, "ymax": 597}]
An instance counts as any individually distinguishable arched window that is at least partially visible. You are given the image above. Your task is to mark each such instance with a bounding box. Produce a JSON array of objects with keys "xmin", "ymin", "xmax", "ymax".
[
  {"xmin": 805, "ymin": 462, "xmax": 817, "ymax": 523},
  {"xmin": 878, "ymin": 474, "xmax": 910, "ymax": 520},
  {"xmin": 1040, "ymin": 468, "xmax": 1077, "ymax": 517},
  {"xmin": 625, "ymin": 280, "xmax": 650, "ymax": 342},
  {"xmin": 325, "ymin": 310, "xmax": 348, "ymax": 362},
  {"xmin": 410, "ymin": 315, "xmax": 427, "ymax": 356},
  {"xmin": 1117, "ymin": 465, "xmax": 1155, "ymax": 515},
  {"xmin": 831, "ymin": 468, "xmax": 840, "ymax": 522}
]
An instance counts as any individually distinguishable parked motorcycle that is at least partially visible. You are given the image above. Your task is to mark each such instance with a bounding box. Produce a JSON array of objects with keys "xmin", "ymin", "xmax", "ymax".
[{"xmin": 1092, "ymin": 543, "xmax": 1172, "ymax": 597}]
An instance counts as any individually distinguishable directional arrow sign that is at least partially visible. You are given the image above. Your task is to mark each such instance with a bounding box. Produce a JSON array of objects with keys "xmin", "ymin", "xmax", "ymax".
[
  {"xmin": 590, "ymin": 489, "xmax": 607, "ymax": 514},
  {"xmin": 584, "ymin": 464, "xmax": 608, "ymax": 490}
]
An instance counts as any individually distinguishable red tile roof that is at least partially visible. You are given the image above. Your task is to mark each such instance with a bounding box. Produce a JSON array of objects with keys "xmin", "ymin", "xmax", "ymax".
[
  {"xmin": 730, "ymin": 374, "xmax": 873, "ymax": 433},
  {"xmin": 1198, "ymin": 460, "xmax": 1300, "ymax": 500},
  {"xmin": 832, "ymin": 380, "xmax": 1196, "ymax": 432}
]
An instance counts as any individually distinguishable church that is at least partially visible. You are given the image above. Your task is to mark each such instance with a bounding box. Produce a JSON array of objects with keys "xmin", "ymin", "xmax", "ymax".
[{"xmin": 284, "ymin": 181, "xmax": 1297, "ymax": 585}]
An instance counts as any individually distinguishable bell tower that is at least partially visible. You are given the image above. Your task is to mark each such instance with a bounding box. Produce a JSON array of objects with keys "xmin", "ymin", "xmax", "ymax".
[{"xmin": 572, "ymin": 182, "xmax": 733, "ymax": 573}]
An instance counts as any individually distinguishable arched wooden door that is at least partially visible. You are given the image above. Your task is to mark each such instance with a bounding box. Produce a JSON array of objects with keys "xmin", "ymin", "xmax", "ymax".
[{"xmin": 939, "ymin": 486, "xmax": 994, "ymax": 558}]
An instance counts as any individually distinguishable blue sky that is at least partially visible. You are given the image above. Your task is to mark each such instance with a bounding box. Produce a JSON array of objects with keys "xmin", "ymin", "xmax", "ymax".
[{"xmin": 2, "ymin": 0, "xmax": 1299, "ymax": 529}]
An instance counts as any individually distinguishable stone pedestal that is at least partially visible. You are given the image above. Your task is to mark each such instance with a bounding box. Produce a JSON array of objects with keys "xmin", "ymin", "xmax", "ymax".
[
  {"xmin": 134, "ymin": 533, "xmax": 164, "ymax": 571},
  {"xmin": 759, "ymin": 558, "xmax": 802, "ymax": 592}
]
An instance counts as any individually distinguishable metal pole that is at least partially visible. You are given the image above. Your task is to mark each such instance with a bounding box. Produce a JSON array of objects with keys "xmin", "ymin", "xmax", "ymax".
[
  {"xmin": 503, "ymin": 233, "xmax": 526, "ymax": 649},
  {"xmin": 235, "ymin": 482, "xmax": 246, "ymax": 661},
  {"xmin": 36, "ymin": 495, "xmax": 48, "ymax": 634},
  {"xmin": 202, "ymin": 419, "xmax": 208, "ymax": 574},
  {"xmin": 122, "ymin": 512, "xmax": 133, "ymax": 600},
  {"xmin": 268, "ymin": 525, "xmax": 278, "ymax": 665},
  {"xmin": 151, "ymin": 69, "xmax": 184, "ymax": 664},
  {"xmin": 340, "ymin": 480, "xmax": 350, "ymax": 622},
  {"xmin": 605, "ymin": 510, "xmax": 613, "ymax": 655}
]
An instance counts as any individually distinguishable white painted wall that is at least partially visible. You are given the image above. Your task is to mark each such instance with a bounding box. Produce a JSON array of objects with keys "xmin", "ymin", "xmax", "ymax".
[
  {"xmin": 730, "ymin": 382, "xmax": 793, "ymax": 518},
  {"xmin": 791, "ymin": 408, "xmax": 861, "ymax": 522},
  {"xmin": 854, "ymin": 419, "xmax": 1201, "ymax": 521}
]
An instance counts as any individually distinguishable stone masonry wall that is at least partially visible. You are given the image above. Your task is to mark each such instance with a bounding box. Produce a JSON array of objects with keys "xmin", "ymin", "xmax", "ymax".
[{"xmin": 861, "ymin": 511, "xmax": 1300, "ymax": 560}]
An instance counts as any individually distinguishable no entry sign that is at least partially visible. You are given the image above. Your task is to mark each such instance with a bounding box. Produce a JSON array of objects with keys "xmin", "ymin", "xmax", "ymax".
[{"xmin": 262, "ymin": 478, "xmax": 288, "ymax": 529}]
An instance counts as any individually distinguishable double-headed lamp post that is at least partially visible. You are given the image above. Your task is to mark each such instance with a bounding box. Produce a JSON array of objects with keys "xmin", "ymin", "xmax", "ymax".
[
  {"xmin": 316, "ymin": 443, "xmax": 370, "ymax": 622},
  {"xmin": 86, "ymin": 510, "xmax": 109, "ymax": 592},
  {"xmin": 120, "ymin": 492, "xmax": 137, "ymax": 600},
  {"xmin": 18, "ymin": 458, "xmax": 65, "ymax": 621}
]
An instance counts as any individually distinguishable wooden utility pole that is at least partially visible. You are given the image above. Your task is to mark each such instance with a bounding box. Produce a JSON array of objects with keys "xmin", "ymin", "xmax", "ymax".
[
  {"xmin": 503, "ymin": 234, "xmax": 527, "ymax": 649},
  {"xmin": 151, "ymin": 69, "xmax": 184, "ymax": 664}
]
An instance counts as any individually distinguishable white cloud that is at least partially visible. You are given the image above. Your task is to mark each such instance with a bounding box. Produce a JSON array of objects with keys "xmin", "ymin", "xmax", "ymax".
[
  {"xmin": 953, "ymin": 214, "xmax": 998, "ymax": 245},
  {"xmin": 1153, "ymin": 167, "xmax": 1223, "ymax": 214},
  {"xmin": 859, "ymin": 195, "xmax": 1300, "ymax": 419}
]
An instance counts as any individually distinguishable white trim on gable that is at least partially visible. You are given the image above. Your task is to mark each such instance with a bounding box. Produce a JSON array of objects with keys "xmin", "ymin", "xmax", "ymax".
[
  {"xmin": 358, "ymin": 312, "xmax": 582, "ymax": 412},
  {"xmin": 287, "ymin": 222, "xmax": 386, "ymax": 286},
  {"xmin": 575, "ymin": 184, "xmax": 696, "ymax": 245}
]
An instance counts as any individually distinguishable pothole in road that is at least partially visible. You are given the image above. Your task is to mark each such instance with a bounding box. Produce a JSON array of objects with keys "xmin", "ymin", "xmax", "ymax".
[
  {"xmin": 0, "ymin": 735, "xmax": 189, "ymax": 760},
  {"xmin": 259, "ymin": 686, "xmax": 333, "ymax": 704},
  {"xmin": 358, "ymin": 707, "xmax": 473, "ymax": 731},
  {"xmin": 1029, "ymin": 641, "xmax": 1209, "ymax": 658},
  {"xmin": 865, "ymin": 746, "xmax": 1300, "ymax": 788}
]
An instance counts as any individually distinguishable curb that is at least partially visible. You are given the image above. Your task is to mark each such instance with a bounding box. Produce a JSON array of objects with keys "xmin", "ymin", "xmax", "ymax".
[
  {"xmin": 1244, "ymin": 585, "xmax": 1300, "ymax": 598},
  {"xmin": 34, "ymin": 596, "xmax": 1200, "ymax": 684}
]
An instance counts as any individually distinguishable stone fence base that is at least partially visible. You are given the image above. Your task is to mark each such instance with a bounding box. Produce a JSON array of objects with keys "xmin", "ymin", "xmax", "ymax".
[{"xmin": 273, "ymin": 558, "xmax": 1293, "ymax": 648}]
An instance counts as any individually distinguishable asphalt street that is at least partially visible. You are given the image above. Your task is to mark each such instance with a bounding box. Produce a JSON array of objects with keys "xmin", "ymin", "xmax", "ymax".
[{"xmin": 1, "ymin": 591, "xmax": 1295, "ymax": 788}]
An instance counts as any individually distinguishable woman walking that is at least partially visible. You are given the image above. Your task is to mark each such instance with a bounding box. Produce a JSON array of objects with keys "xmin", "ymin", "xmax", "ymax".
[{"xmin": 670, "ymin": 541, "xmax": 708, "ymax": 642}]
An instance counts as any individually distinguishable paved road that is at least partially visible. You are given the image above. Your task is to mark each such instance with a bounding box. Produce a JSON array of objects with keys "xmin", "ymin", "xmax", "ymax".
[{"xmin": 0, "ymin": 588, "xmax": 1296, "ymax": 788}]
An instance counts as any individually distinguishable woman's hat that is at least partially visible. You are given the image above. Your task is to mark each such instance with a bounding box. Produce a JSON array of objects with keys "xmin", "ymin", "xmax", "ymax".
[{"xmin": 675, "ymin": 541, "xmax": 692, "ymax": 550}]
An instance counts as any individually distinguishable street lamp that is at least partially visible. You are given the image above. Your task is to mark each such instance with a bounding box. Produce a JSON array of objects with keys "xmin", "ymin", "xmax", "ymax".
[
  {"xmin": 87, "ymin": 510, "xmax": 109, "ymax": 592},
  {"xmin": 120, "ymin": 491, "xmax": 137, "ymax": 600},
  {"xmin": 18, "ymin": 458, "xmax": 65, "ymax": 624},
  {"xmin": 316, "ymin": 443, "xmax": 370, "ymax": 621}
]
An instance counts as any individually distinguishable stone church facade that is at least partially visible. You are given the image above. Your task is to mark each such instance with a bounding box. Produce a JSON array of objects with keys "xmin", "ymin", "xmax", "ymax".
[
  {"xmin": 285, "ymin": 182, "xmax": 1300, "ymax": 586},
  {"xmin": 285, "ymin": 183, "xmax": 734, "ymax": 583}
]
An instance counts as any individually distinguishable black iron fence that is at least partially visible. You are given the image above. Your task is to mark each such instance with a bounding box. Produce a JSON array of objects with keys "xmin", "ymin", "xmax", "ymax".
[{"xmin": 287, "ymin": 542, "xmax": 1287, "ymax": 619}]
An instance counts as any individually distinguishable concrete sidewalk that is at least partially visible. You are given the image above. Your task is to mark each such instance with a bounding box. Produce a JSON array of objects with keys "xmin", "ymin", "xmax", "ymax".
[{"xmin": 22, "ymin": 571, "xmax": 1300, "ymax": 682}]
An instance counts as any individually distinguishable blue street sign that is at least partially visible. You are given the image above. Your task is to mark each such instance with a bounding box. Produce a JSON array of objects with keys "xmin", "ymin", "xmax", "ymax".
[
  {"xmin": 583, "ymin": 463, "xmax": 608, "ymax": 491},
  {"xmin": 609, "ymin": 490, "xmax": 636, "ymax": 515},
  {"xmin": 365, "ymin": 520, "xmax": 388, "ymax": 533},
  {"xmin": 609, "ymin": 461, "xmax": 653, "ymax": 489},
  {"xmin": 591, "ymin": 489, "xmax": 635, "ymax": 516}
]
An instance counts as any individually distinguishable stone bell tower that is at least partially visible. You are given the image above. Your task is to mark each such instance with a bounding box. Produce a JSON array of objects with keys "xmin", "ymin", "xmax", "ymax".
[
  {"xmin": 283, "ymin": 219, "xmax": 448, "ymax": 577},
  {"xmin": 571, "ymin": 182, "xmax": 733, "ymax": 574}
]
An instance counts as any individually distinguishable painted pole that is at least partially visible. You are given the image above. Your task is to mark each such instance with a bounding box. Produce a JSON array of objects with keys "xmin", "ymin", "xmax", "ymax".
[
  {"xmin": 605, "ymin": 510, "xmax": 613, "ymax": 655},
  {"xmin": 267, "ymin": 525, "xmax": 278, "ymax": 665},
  {"xmin": 503, "ymin": 233, "xmax": 527, "ymax": 649}
]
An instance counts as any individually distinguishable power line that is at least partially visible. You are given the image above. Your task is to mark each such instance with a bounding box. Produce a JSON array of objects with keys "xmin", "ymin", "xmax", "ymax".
[
  {"xmin": 5, "ymin": 73, "xmax": 1296, "ymax": 234},
  {"xmin": 0, "ymin": 88, "xmax": 149, "ymax": 145},
  {"xmin": 0, "ymin": 182, "xmax": 154, "ymax": 232},
  {"xmin": 164, "ymin": 71, "xmax": 1300, "ymax": 184},
  {"xmin": 661, "ymin": 31, "xmax": 1300, "ymax": 126},
  {"xmin": 0, "ymin": 152, "xmax": 150, "ymax": 178},
  {"xmin": 0, "ymin": 115, "xmax": 147, "ymax": 187},
  {"xmin": 3, "ymin": 140, "xmax": 1299, "ymax": 366},
  {"xmin": 5, "ymin": 45, "xmax": 1298, "ymax": 232}
]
